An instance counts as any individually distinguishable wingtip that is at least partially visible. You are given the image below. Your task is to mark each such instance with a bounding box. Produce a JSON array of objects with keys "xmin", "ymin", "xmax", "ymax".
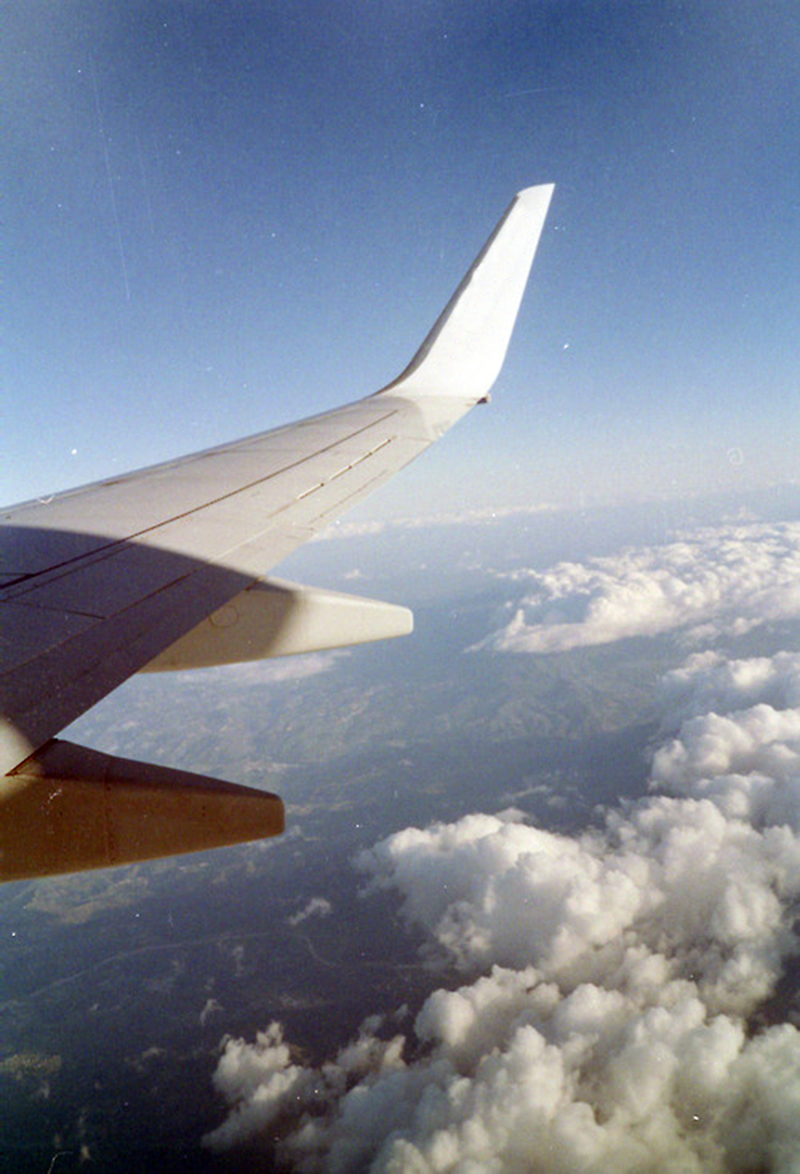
[{"xmin": 515, "ymin": 182, "xmax": 556, "ymax": 206}]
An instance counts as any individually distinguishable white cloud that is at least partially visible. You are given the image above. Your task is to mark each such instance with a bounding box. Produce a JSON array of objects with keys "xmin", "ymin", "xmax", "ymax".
[
  {"xmin": 200, "ymin": 997, "xmax": 223, "ymax": 1027},
  {"xmin": 317, "ymin": 502, "xmax": 559, "ymax": 542},
  {"xmin": 288, "ymin": 896, "xmax": 333, "ymax": 927},
  {"xmin": 204, "ymin": 647, "xmax": 800, "ymax": 1169},
  {"xmin": 651, "ymin": 651, "xmax": 800, "ymax": 833},
  {"xmin": 473, "ymin": 522, "xmax": 800, "ymax": 654},
  {"xmin": 203, "ymin": 521, "xmax": 800, "ymax": 1170},
  {"xmin": 657, "ymin": 650, "xmax": 800, "ymax": 726},
  {"xmin": 205, "ymin": 1024, "xmax": 313, "ymax": 1151}
]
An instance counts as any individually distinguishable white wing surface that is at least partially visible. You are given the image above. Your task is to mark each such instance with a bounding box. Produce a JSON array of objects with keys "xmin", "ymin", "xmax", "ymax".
[{"xmin": 0, "ymin": 184, "xmax": 554, "ymax": 880}]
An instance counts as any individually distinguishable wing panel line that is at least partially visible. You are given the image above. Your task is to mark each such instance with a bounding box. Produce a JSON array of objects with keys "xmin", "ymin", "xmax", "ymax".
[{"xmin": 1, "ymin": 406, "xmax": 404, "ymax": 597}]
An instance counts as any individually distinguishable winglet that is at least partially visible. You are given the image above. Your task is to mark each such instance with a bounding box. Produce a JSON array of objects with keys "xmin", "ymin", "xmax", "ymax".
[{"xmin": 380, "ymin": 184, "xmax": 554, "ymax": 400}]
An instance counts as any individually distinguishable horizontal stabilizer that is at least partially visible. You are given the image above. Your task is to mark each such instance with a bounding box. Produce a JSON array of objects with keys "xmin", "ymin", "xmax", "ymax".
[
  {"xmin": 144, "ymin": 577, "xmax": 413, "ymax": 671},
  {"xmin": 0, "ymin": 740, "xmax": 284, "ymax": 881}
]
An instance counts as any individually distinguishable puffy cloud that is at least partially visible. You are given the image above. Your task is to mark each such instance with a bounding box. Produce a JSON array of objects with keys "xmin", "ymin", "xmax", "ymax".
[
  {"xmin": 653, "ymin": 651, "xmax": 800, "ymax": 831},
  {"xmin": 473, "ymin": 522, "xmax": 800, "ymax": 653},
  {"xmin": 356, "ymin": 812, "xmax": 650, "ymax": 977},
  {"xmin": 204, "ymin": 1024, "xmax": 314, "ymax": 1151},
  {"xmin": 358, "ymin": 788, "xmax": 800, "ymax": 1017},
  {"xmin": 203, "ymin": 522, "xmax": 800, "ymax": 1170},
  {"xmin": 288, "ymin": 896, "xmax": 333, "ymax": 927},
  {"xmin": 206, "ymin": 961, "xmax": 800, "ymax": 1170},
  {"xmin": 658, "ymin": 651, "xmax": 800, "ymax": 726},
  {"xmin": 204, "ymin": 643, "xmax": 800, "ymax": 1169}
]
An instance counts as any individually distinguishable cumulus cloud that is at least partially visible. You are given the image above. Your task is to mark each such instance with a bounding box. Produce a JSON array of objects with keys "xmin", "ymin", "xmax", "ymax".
[
  {"xmin": 658, "ymin": 650, "xmax": 800, "ymax": 726},
  {"xmin": 651, "ymin": 651, "xmax": 800, "ymax": 833},
  {"xmin": 473, "ymin": 522, "xmax": 800, "ymax": 654},
  {"xmin": 203, "ymin": 523, "xmax": 800, "ymax": 1171},
  {"xmin": 205, "ymin": 1023, "xmax": 313, "ymax": 1150},
  {"xmin": 288, "ymin": 897, "xmax": 333, "ymax": 927},
  {"xmin": 204, "ymin": 645, "xmax": 800, "ymax": 1170}
]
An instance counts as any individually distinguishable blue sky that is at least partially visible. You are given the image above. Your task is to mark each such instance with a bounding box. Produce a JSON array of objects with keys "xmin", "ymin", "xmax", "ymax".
[{"xmin": 4, "ymin": 0, "xmax": 798, "ymax": 512}]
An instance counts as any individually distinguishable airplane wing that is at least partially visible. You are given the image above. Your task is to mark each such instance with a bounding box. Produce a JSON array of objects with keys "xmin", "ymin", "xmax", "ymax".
[{"xmin": 0, "ymin": 183, "xmax": 554, "ymax": 880}]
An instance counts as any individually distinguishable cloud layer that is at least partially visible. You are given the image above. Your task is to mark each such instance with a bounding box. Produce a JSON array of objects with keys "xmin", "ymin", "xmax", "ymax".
[
  {"xmin": 473, "ymin": 522, "xmax": 800, "ymax": 653},
  {"xmin": 318, "ymin": 503, "xmax": 559, "ymax": 542},
  {"xmin": 203, "ymin": 523, "xmax": 800, "ymax": 1171}
]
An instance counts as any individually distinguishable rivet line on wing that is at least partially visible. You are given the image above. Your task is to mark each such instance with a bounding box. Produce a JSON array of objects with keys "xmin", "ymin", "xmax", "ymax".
[
  {"xmin": 307, "ymin": 468, "xmax": 397, "ymax": 528},
  {"xmin": 295, "ymin": 436, "xmax": 395, "ymax": 501}
]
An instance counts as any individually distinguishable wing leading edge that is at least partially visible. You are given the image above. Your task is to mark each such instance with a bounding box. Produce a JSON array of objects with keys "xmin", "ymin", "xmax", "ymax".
[{"xmin": 0, "ymin": 184, "xmax": 554, "ymax": 880}]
